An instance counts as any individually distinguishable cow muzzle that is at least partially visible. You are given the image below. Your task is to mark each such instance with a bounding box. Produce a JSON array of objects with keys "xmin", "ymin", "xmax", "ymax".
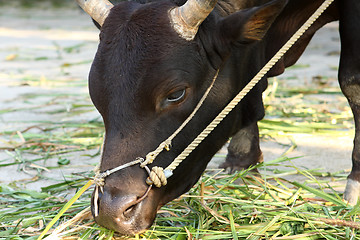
[{"xmin": 91, "ymin": 185, "xmax": 158, "ymax": 235}]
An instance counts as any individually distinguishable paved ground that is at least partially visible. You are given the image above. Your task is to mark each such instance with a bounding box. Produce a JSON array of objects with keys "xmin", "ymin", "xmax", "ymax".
[
  {"xmin": 0, "ymin": 6, "xmax": 100, "ymax": 190},
  {"xmin": 0, "ymin": 6, "xmax": 353, "ymax": 191}
]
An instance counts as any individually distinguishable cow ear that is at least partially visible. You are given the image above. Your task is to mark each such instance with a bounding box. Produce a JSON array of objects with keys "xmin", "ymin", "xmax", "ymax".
[{"xmin": 219, "ymin": 0, "xmax": 287, "ymax": 44}]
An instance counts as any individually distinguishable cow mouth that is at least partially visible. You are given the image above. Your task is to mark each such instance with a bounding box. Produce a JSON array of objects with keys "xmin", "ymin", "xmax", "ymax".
[{"xmin": 91, "ymin": 186, "xmax": 159, "ymax": 235}]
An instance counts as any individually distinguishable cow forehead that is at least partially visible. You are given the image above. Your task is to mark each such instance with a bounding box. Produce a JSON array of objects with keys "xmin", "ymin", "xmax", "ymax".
[
  {"xmin": 102, "ymin": 1, "xmax": 178, "ymax": 44},
  {"xmin": 100, "ymin": 1, "xmax": 193, "ymax": 78},
  {"xmin": 90, "ymin": 1, "xmax": 204, "ymax": 121},
  {"xmin": 100, "ymin": 4, "xmax": 205, "ymax": 86}
]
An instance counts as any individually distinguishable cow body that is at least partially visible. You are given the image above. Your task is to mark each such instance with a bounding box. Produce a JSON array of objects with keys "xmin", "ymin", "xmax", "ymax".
[{"xmin": 79, "ymin": 0, "xmax": 360, "ymax": 235}]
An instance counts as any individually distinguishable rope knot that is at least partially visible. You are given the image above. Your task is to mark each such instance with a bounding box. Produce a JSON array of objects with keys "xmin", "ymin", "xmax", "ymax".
[
  {"xmin": 93, "ymin": 165, "xmax": 105, "ymax": 187},
  {"xmin": 93, "ymin": 173, "xmax": 105, "ymax": 188},
  {"xmin": 146, "ymin": 167, "xmax": 168, "ymax": 187},
  {"xmin": 141, "ymin": 140, "xmax": 172, "ymax": 168}
]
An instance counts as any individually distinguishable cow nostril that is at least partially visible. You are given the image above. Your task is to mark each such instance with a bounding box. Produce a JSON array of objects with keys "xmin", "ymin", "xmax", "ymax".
[
  {"xmin": 123, "ymin": 202, "xmax": 138, "ymax": 218},
  {"xmin": 123, "ymin": 204, "xmax": 136, "ymax": 219},
  {"xmin": 122, "ymin": 191, "xmax": 149, "ymax": 219},
  {"xmin": 93, "ymin": 189, "xmax": 157, "ymax": 235},
  {"xmin": 124, "ymin": 205, "xmax": 134, "ymax": 214}
]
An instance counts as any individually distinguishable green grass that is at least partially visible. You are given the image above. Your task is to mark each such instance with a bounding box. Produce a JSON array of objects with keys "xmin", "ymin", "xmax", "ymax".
[
  {"xmin": 1, "ymin": 159, "xmax": 358, "ymax": 239},
  {"xmin": 260, "ymin": 78, "xmax": 353, "ymax": 137}
]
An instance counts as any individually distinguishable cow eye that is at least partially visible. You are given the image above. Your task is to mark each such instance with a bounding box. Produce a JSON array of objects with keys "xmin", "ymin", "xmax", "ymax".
[{"xmin": 166, "ymin": 89, "xmax": 186, "ymax": 103}]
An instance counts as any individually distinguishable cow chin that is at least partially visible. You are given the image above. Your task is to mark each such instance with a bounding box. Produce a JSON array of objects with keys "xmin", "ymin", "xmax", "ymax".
[{"xmin": 91, "ymin": 186, "xmax": 159, "ymax": 235}]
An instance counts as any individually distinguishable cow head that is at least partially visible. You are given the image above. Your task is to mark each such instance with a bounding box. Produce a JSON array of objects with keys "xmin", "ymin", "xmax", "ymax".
[{"xmin": 77, "ymin": 0, "xmax": 286, "ymax": 234}]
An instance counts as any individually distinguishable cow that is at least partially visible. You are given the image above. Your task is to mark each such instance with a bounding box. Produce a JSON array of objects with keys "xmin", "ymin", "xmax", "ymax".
[{"xmin": 76, "ymin": 0, "xmax": 360, "ymax": 235}]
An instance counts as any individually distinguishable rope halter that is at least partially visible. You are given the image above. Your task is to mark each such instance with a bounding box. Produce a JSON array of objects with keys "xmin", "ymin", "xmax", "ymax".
[
  {"xmin": 92, "ymin": 157, "xmax": 175, "ymax": 217},
  {"xmin": 93, "ymin": 158, "xmax": 150, "ymax": 217}
]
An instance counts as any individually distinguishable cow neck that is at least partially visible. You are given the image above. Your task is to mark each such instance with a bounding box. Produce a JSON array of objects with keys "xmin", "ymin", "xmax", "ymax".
[{"xmin": 92, "ymin": 0, "xmax": 335, "ymax": 197}]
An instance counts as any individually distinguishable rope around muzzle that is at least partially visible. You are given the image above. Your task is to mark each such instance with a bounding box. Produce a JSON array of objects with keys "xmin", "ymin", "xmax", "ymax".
[
  {"xmin": 92, "ymin": 158, "xmax": 175, "ymax": 217},
  {"xmin": 92, "ymin": 158, "xmax": 151, "ymax": 217},
  {"xmin": 92, "ymin": 0, "xmax": 334, "ymax": 214}
]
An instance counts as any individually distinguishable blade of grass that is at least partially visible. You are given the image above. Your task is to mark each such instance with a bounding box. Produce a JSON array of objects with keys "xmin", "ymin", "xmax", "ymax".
[
  {"xmin": 38, "ymin": 180, "xmax": 94, "ymax": 240},
  {"xmin": 229, "ymin": 210, "xmax": 238, "ymax": 240},
  {"xmin": 292, "ymin": 182, "xmax": 347, "ymax": 207}
]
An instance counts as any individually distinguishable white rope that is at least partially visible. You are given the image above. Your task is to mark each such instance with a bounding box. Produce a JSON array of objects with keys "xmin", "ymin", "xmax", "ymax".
[
  {"xmin": 164, "ymin": 0, "xmax": 335, "ymax": 174},
  {"xmin": 97, "ymin": 157, "xmax": 144, "ymax": 179}
]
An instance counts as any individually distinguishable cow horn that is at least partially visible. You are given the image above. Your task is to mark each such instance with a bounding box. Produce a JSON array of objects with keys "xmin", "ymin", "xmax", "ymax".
[
  {"xmin": 76, "ymin": 0, "xmax": 114, "ymax": 26},
  {"xmin": 169, "ymin": 0, "xmax": 218, "ymax": 40}
]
